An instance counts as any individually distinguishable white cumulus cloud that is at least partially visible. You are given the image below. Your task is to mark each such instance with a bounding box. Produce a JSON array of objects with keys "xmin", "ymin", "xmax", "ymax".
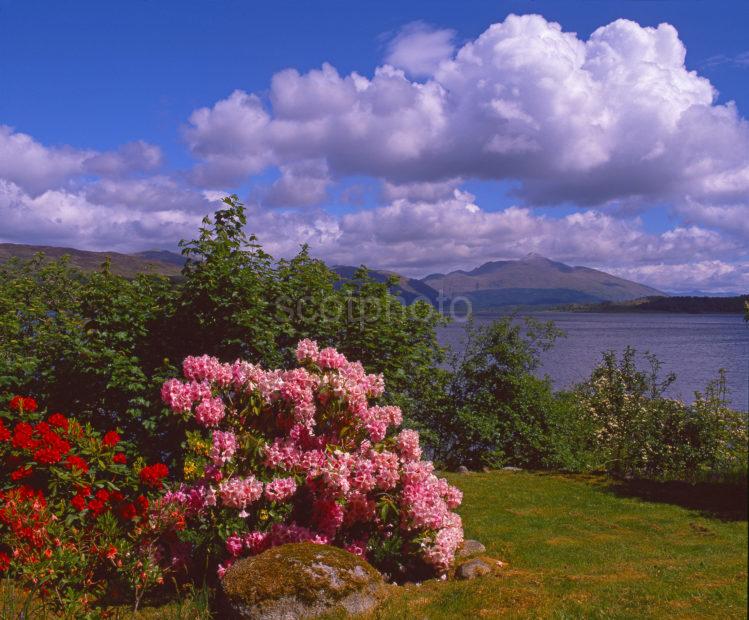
[
  {"xmin": 385, "ymin": 22, "xmax": 456, "ymax": 77},
  {"xmin": 184, "ymin": 14, "xmax": 749, "ymax": 211}
]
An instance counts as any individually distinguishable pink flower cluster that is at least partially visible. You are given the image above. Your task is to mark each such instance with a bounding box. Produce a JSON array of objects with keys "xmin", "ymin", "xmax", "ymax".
[
  {"xmin": 396, "ymin": 429, "xmax": 422, "ymax": 462},
  {"xmin": 195, "ymin": 396, "xmax": 226, "ymax": 427},
  {"xmin": 161, "ymin": 340, "xmax": 463, "ymax": 576},
  {"xmin": 182, "ymin": 355, "xmax": 233, "ymax": 387},
  {"xmin": 218, "ymin": 476, "xmax": 263, "ymax": 515},
  {"xmin": 161, "ymin": 379, "xmax": 211, "ymax": 414},
  {"xmin": 264, "ymin": 477, "xmax": 297, "ymax": 502},
  {"xmin": 163, "ymin": 483, "xmax": 217, "ymax": 512},
  {"xmin": 210, "ymin": 431, "xmax": 237, "ymax": 466}
]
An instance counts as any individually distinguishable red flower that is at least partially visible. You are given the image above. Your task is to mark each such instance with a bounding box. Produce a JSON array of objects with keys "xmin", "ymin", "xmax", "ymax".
[
  {"xmin": 18, "ymin": 486, "xmax": 45, "ymax": 503},
  {"xmin": 9, "ymin": 396, "xmax": 38, "ymax": 413},
  {"xmin": 12, "ymin": 422, "xmax": 38, "ymax": 451},
  {"xmin": 95, "ymin": 489, "xmax": 110, "ymax": 502},
  {"xmin": 47, "ymin": 413, "xmax": 69, "ymax": 431},
  {"xmin": 10, "ymin": 467, "xmax": 33, "ymax": 481},
  {"xmin": 102, "ymin": 431, "xmax": 120, "ymax": 447},
  {"xmin": 64, "ymin": 455, "xmax": 89, "ymax": 473},
  {"xmin": 105, "ymin": 545, "xmax": 118, "ymax": 560},
  {"xmin": 135, "ymin": 495, "xmax": 149, "ymax": 513},
  {"xmin": 120, "ymin": 503, "xmax": 137, "ymax": 520},
  {"xmin": 87, "ymin": 499, "xmax": 107, "ymax": 517},
  {"xmin": 0, "ymin": 420, "xmax": 10, "ymax": 442},
  {"xmin": 113, "ymin": 453, "xmax": 127, "ymax": 464},
  {"xmin": 33, "ymin": 447, "xmax": 63, "ymax": 465},
  {"xmin": 71, "ymin": 495, "xmax": 86, "ymax": 511},
  {"xmin": 34, "ymin": 421, "xmax": 51, "ymax": 435},
  {"xmin": 29, "ymin": 424, "xmax": 71, "ymax": 465},
  {"xmin": 0, "ymin": 552, "xmax": 10, "ymax": 571},
  {"xmin": 139, "ymin": 463, "xmax": 169, "ymax": 489}
]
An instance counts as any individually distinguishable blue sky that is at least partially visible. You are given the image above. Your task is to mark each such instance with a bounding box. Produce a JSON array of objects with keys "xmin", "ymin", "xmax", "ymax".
[{"xmin": 0, "ymin": 0, "xmax": 748, "ymax": 292}]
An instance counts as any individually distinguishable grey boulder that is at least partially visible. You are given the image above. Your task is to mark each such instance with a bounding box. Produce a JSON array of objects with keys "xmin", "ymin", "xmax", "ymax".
[{"xmin": 456, "ymin": 558, "xmax": 493, "ymax": 580}]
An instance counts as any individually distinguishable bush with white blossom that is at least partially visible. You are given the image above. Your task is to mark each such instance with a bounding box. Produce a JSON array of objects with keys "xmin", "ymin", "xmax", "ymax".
[{"xmin": 160, "ymin": 339, "xmax": 463, "ymax": 580}]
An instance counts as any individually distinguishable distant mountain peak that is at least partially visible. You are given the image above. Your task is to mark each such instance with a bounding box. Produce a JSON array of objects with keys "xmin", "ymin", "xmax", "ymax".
[{"xmin": 422, "ymin": 254, "xmax": 664, "ymax": 308}]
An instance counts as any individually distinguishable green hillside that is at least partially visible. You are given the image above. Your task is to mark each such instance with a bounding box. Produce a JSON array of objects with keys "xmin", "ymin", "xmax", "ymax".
[
  {"xmin": 0, "ymin": 243, "xmax": 184, "ymax": 278},
  {"xmin": 561, "ymin": 295, "xmax": 749, "ymax": 314}
]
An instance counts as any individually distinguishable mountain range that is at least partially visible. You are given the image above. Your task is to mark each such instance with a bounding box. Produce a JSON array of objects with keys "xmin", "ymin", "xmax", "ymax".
[
  {"xmin": 0, "ymin": 243, "xmax": 184, "ymax": 278},
  {"xmin": 419, "ymin": 253, "xmax": 663, "ymax": 309},
  {"xmin": 0, "ymin": 243, "xmax": 665, "ymax": 309}
]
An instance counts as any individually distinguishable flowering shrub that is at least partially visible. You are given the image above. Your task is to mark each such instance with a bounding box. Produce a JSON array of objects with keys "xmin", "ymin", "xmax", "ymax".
[
  {"xmin": 160, "ymin": 340, "xmax": 464, "ymax": 580},
  {"xmin": 0, "ymin": 397, "xmax": 175, "ymax": 615},
  {"xmin": 578, "ymin": 349, "xmax": 749, "ymax": 480}
]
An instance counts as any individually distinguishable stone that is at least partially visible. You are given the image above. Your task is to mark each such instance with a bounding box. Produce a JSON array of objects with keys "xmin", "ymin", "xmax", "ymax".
[
  {"xmin": 220, "ymin": 542, "xmax": 385, "ymax": 619},
  {"xmin": 456, "ymin": 465, "xmax": 470, "ymax": 474},
  {"xmin": 456, "ymin": 558, "xmax": 493, "ymax": 580},
  {"xmin": 502, "ymin": 466, "xmax": 523, "ymax": 472},
  {"xmin": 457, "ymin": 539, "xmax": 486, "ymax": 558}
]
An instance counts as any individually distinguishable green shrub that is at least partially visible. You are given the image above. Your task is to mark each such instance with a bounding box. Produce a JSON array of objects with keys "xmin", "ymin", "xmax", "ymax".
[
  {"xmin": 422, "ymin": 316, "xmax": 587, "ymax": 470},
  {"xmin": 577, "ymin": 348, "xmax": 748, "ymax": 481}
]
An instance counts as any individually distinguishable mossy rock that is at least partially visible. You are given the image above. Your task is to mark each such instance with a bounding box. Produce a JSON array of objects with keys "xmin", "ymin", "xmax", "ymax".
[{"xmin": 220, "ymin": 542, "xmax": 385, "ymax": 619}]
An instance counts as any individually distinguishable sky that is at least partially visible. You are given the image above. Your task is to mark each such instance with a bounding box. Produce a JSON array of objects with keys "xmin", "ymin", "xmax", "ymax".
[{"xmin": 0, "ymin": 0, "xmax": 748, "ymax": 293}]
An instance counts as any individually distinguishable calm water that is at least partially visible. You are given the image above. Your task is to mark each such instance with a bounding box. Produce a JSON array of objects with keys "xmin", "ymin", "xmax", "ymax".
[{"xmin": 436, "ymin": 312, "xmax": 749, "ymax": 411}]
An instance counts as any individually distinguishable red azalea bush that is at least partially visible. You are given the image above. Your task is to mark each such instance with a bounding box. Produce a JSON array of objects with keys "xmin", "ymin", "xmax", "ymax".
[
  {"xmin": 159, "ymin": 340, "xmax": 463, "ymax": 581},
  {"xmin": 0, "ymin": 396, "xmax": 174, "ymax": 615}
]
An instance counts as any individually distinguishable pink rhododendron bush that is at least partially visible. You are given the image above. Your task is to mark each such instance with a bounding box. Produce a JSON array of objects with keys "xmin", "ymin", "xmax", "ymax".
[{"xmin": 160, "ymin": 339, "xmax": 463, "ymax": 581}]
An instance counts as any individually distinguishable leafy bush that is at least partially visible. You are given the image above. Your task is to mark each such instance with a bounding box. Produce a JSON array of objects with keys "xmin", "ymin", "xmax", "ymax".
[
  {"xmin": 0, "ymin": 396, "xmax": 175, "ymax": 615},
  {"xmin": 577, "ymin": 348, "xmax": 748, "ymax": 480},
  {"xmin": 0, "ymin": 197, "xmax": 445, "ymax": 466},
  {"xmin": 422, "ymin": 317, "xmax": 587, "ymax": 470},
  {"xmin": 158, "ymin": 340, "xmax": 463, "ymax": 582},
  {"xmin": 0, "ymin": 255, "xmax": 174, "ymax": 454}
]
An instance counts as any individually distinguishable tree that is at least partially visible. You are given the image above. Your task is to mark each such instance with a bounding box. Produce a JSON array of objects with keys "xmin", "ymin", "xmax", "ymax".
[
  {"xmin": 427, "ymin": 316, "xmax": 566, "ymax": 469},
  {"xmin": 169, "ymin": 195, "xmax": 280, "ymax": 365}
]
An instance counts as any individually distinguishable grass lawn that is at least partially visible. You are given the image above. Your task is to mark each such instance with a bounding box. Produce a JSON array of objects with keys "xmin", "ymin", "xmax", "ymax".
[
  {"xmin": 374, "ymin": 471, "xmax": 748, "ymax": 619},
  {"xmin": 4, "ymin": 471, "xmax": 746, "ymax": 619}
]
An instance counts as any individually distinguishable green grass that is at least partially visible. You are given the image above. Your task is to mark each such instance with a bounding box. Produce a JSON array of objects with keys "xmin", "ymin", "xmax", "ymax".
[
  {"xmin": 4, "ymin": 471, "xmax": 746, "ymax": 619},
  {"xmin": 373, "ymin": 471, "xmax": 748, "ymax": 619},
  {"xmin": 0, "ymin": 580, "xmax": 214, "ymax": 619}
]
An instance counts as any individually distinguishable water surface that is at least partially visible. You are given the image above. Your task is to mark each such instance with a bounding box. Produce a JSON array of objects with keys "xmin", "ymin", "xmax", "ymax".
[{"xmin": 436, "ymin": 312, "xmax": 749, "ymax": 411}]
